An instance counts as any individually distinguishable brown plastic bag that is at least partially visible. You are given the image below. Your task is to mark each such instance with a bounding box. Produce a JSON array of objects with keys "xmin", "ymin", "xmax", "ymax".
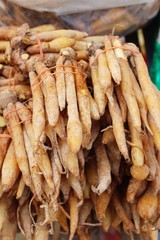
[{"xmin": 1, "ymin": 0, "xmax": 160, "ymax": 36}]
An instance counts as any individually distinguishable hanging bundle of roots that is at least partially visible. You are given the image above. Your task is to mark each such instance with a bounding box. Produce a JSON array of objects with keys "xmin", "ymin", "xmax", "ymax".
[{"xmin": 0, "ymin": 23, "xmax": 160, "ymax": 240}]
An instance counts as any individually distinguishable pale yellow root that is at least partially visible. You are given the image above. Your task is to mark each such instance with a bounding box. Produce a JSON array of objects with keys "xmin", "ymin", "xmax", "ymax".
[
  {"xmin": 95, "ymin": 191, "xmax": 112, "ymax": 223},
  {"xmin": 151, "ymin": 160, "xmax": 160, "ymax": 194},
  {"xmin": 126, "ymin": 178, "xmax": 144, "ymax": 204},
  {"xmin": 57, "ymin": 137, "xmax": 67, "ymax": 171},
  {"xmin": 130, "ymin": 164, "xmax": 149, "ymax": 181},
  {"xmin": 66, "ymin": 151, "xmax": 80, "ymax": 178},
  {"xmin": 105, "ymin": 35, "xmax": 121, "ymax": 84},
  {"xmin": 23, "ymin": 129, "xmax": 42, "ymax": 200},
  {"xmin": 54, "ymin": 113, "xmax": 66, "ymax": 140},
  {"xmin": 68, "ymin": 173, "xmax": 83, "ymax": 202},
  {"xmin": 34, "ymin": 61, "xmax": 59, "ymax": 127},
  {"xmin": 57, "ymin": 205, "xmax": 69, "ymax": 233},
  {"xmin": 73, "ymin": 40, "xmax": 89, "ymax": 51},
  {"xmin": 16, "ymin": 176, "xmax": 25, "ymax": 199},
  {"xmin": 58, "ymin": 138, "xmax": 79, "ymax": 177},
  {"xmin": 143, "ymin": 135, "xmax": 157, "ymax": 181},
  {"xmin": 113, "ymin": 191, "xmax": 135, "ymax": 231},
  {"xmin": 69, "ymin": 192, "xmax": 79, "ymax": 240},
  {"xmin": 86, "ymin": 120, "xmax": 100, "ymax": 150},
  {"xmin": 4, "ymin": 103, "xmax": 31, "ymax": 187},
  {"xmin": 133, "ymin": 49, "xmax": 160, "ymax": 130},
  {"xmin": 149, "ymin": 135, "xmax": 160, "ymax": 193},
  {"xmin": 79, "ymin": 200, "xmax": 93, "ymax": 224},
  {"xmin": 137, "ymin": 184, "xmax": 158, "ymax": 222},
  {"xmin": 55, "ymin": 55, "xmax": 66, "ymax": 111},
  {"xmin": 1, "ymin": 141, "xmax": 20, "ymax": 192},
  {"xmin": 73, "ymin": 60, "xmax": 91, "ymax": 137},
  {"xmin": 27, "ymin": 37, "xmax": 75, "ymax": 54},
  {"xmin": 128, "ymin": 113, "xmax": 144, "ymax": 166},
  {"xmin": 60, "ymin": 30, "xmax": 88, "ymax": 40},
  {"xmin": 96, "ymin": 49, "xmax": 113, "ymax": 103},
  {"xmin": 119, "ymin": 58, "xmax": 141, "ymax": 132},
  {"xmin": 50, "ymin": 151, "xmax": 61, "ymax": 200},
  {"xmin": 30, "ymin": 29, "xmax": 88, "ymax": 42},
  {"xmin": 129, "ymin": 67, "xmax": 152, "ymax": 134},
  {"xmin": 115, "ymin": 86, "xmax": 127, "ymax": 123},
  {"xmin": 0, "ymin": 128, "xmax": 10, "ymax": 170},
  {"xmin": 36, "ymin": 149, "xmax": 55, "ymax": 193},
  {"xmin": 15, "ymin": 101, "xmax": 34, "ymax": 145},
  {"xmin": 65, "ymin": 59, "xmax": 82, "ymax": 153},
  {"xmin": 108, "ymin": 93, "xmax": 129, "ymax": 160},
  {"xmin": 148, "ymin": 113, "xmax": 160, "ymax": 150},
  {"xmin": 111, "ymin": 36, "xmax": 126, "ymax": 59},
  {"xmin": 88, "ymin": 93, "xmax": 100, "ymax": 120},
  {"xmin": 91, "ymin": 136, "xmax": 111, "ymax": 195},
  {"xmin": 95, "ymin": 181, "xmax": 116, "ymax": 223},
  {"xmin": 30, "ymin": 29, "xmax": 76, "ymax": 42},
  {"xmin": 90, "ymin": 56, "xmax": 107, "ymax": 116},
  {"xmin": 29, "ymin": 71, "xmax": 45, "ymax": 150},
  {"xmin": 131, "ymin": 204, "xmax": 140, "ymax": 234},
  {"xmin": 45, "ymin": 124, "xmax": 63, "ymax": 173}
]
